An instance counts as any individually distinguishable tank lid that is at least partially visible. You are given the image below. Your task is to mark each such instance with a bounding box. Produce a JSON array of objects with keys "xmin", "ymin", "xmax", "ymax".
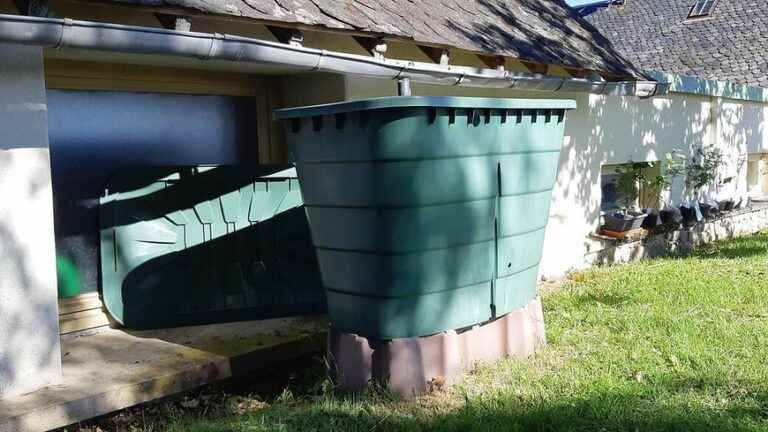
[{"xmin": 274, "ymin": 96, "xmax": 577, "ymax": 120}]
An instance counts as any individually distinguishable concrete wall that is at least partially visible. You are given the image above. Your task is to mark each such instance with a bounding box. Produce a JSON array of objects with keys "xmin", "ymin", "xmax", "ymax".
[
  {"xmin": 339, "ymin": 75, "xmax": 768, "ymax": 278},
  {"xmin": 0, "ymin": 44, "xmax": 61, "ymax": 398}
]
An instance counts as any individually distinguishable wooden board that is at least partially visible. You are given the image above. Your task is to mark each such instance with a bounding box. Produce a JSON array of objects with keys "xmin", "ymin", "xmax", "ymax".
[
  {"xmin": 599, "ymin": 228, "xmax": 648, "ymax": 240},
  {"xmin": 58, "ymin": 292, "xmax": 102, "ymax": 315},
  {"xmin": 58, "ymin": 293, "xmax": 112, "ymax": 335},
  {"xmin": 44, "ymin": 59, "xmax": 263, "ymax": 96}
]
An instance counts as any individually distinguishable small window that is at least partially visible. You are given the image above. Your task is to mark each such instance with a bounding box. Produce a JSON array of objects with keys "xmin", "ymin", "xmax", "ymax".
[
  {"xmin": 747, "ymin": 153, "xmax": 768, "ymax": 198},
  {"xmin": 600, "ymin": 165, "xmax": 624, "ymax": 212},
  {"xmin": 688, "ymin": 0, "xmax": 718, "ymax": 19},
  {"xmin": 600, "ymin": 162, "xmax": 661, "ymax": 213}
]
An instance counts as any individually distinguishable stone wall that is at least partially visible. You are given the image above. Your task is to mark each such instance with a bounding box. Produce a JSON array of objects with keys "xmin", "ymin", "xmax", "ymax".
[{"xmin": 583, "ymin": 204, "xmax": 768, "ymax": 269}]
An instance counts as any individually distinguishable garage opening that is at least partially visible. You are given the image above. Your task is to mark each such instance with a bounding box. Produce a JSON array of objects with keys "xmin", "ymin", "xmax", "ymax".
[{"xmin": 46, "ymin": 89, "xmax": 323, "ymax": 333}]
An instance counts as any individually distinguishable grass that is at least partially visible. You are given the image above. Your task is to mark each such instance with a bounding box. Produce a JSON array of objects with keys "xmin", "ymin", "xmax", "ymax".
[{"xmin": 76, "ymin": 231, "xmax": 768, "ymax": 432}]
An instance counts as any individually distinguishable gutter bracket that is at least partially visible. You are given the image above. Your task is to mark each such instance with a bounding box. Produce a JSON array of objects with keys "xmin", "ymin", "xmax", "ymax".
[
  {"xmin": 419, "ymin": 45, "xmax": 450, "ymax": 66},
  {"xmin": 355, "ymin": 37, "xmax": 387, "ymax": 59},
  {"xmin": 520, "ymin": 60, "xmax": 549, "ymax": 75},
  {"xmin": 478, "ymin": 55, "xmax": 505, "ymax": 71},
  {"xmin": 155, "ymin": 13, "xmax": 191, "ymax": 32},
  {"xmin": 267, "ymin": 25, "xmax": 304, "ymax": 46}
]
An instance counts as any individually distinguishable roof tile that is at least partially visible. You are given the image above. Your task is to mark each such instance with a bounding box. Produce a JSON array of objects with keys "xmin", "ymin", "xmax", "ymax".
[
  {"xmin": 586, "ymin": 0, "xmax": 768, "ymax": 86},
  {"xmin": 108, "ymin": 0, "xmax": 642, "ymax": 77}
]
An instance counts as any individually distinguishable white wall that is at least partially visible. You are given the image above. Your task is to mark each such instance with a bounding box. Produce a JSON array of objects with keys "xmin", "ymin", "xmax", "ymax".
[
  {"xmin": 341, "ymin": 76, "xmax": 768, "ymax": 278},
  {"xmin": 0, "ymin": 44, "xmax": 61, "ymax": 398},
  {"xmin": 718, "ymin": 99, "xmax": 768, "ymax": 198}
]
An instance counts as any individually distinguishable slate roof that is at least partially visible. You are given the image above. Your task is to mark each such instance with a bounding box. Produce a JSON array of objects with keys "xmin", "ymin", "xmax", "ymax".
[
  {"xmin": 108, "ymin": 0, "xmax": 642, "ymax": 78},
  {"xmin": 585, "ymin": 0, "xmax": 768, "ymax": 87}
]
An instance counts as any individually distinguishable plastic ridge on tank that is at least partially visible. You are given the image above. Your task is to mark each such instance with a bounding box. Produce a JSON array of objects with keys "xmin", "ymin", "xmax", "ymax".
[
  {"xmin": 99, "ymin": 165, "xmax": 325, "ymax": 329},
  {"xmin": 275, "ymin": 96, "xmax": 576, "ymax": 339}
]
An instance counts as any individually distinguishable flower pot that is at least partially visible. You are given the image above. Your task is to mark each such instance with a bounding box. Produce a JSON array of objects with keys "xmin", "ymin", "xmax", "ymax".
[
  {"xmin": 659, "ymin": 207, "xmax": 683, "ymax": 225},
  {"xmin": 602, "ymin": 212, "xmax": 647, "ymax": 232},
  {"xmin": 698, "ymin": 202, "xmax": 719, "ymax": 219},
  {"xmin": 717, "ymin": 199, "xmax": 735, "ymax": 211},
  {"xmin": 735, "ymin": 197, "xmax": 753, "ymax": 209},
  {"xmin": 641, "ymin": 209, "xmax": 663, "ymax": 229},
  {"xmin": 680, "ymin": 203, "xmax": 703, "ymax": 227}
]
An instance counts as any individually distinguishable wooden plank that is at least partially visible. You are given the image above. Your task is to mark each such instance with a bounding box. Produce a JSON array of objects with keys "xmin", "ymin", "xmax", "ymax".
[
  {"xmin": 563, "ymin": 66, "xmax": 592, "ymax": 79},
  {"xmin": 599, "ymin": 228, "xmax": 648, "ymax": 240},
  {"xmin": 46, "ymin": 76, "xmax": 259, "ymax": 96},
  {"xmin": 477, "ymin": 54, "xmax": 505, "ymax": 69},
  {"xmin": 256, "ymin": 91, "xmax": 272, "ymax": 163},
  {"xmin": 58, "ymin": 292, "xmax": 102, "ymax": 316},
  {"xmin": 265, "ymin": 77, "xmax": 287, "ymax": 164},
  {"xmin": 0, "ymin": 317, "xmax": 326, "ymax": 432},
  {"xmin": 59, "ymin": 308, "xmax": 112, "ymax": 335},
  {"xmin": 44, "ymin": 59, "xmax": 264, "ymax": 96},
  {"xmin": 520, "ymin": 60, "xmax": 549, "ymax": 75},
  {"xmin": 45, "ymin": 59, "xmax": 256, "ymax": 83}
]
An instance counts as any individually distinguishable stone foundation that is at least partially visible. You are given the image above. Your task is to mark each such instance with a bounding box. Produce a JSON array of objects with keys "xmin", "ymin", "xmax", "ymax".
[
  {"xmin": 328, "ymin": 296, "xmax": 546, "ymax": 397},
  {"xmin": 584, "ymin": 204, "xmax": 768, "ymax": 268}
]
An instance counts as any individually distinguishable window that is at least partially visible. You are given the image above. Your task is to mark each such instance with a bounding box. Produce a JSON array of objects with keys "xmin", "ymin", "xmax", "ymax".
[
  {"xmin": 688, "ymin": 0, "xmax": 718, "ymax": 19},
  {"xmin": 600, "ymin": 165, "xmax": 624, "ymax": 212},
  {"xmin": 600, "ymin": 162, "xmax": 661, "ymax": 213},
  {"xmin": 746, "ymin": 154, "xmax": 768, "ymax": 198}
]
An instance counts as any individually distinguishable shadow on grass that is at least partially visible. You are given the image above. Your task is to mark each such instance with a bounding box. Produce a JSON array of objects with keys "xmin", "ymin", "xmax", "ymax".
[
  {"xmin": 691, "ymin": 244, "xmax": 768, "ymax": 260},
  {"xmin": 159, "ymin": 361, "xmax": 768, "ymax": 432},
  {"xmin": 224, "ymin": 383, "xmax": 768, "ymax": 432},
  {"xmin": 574, "ymin": 291, "xmax": 633, "ymax": 307}
]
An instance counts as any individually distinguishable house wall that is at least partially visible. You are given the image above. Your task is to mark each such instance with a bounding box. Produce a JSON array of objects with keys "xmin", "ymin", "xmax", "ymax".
[
  {"xmin": 0, "ymin": 44, "xmax": 62, "ymax": 398},
  {"xmin": 27, "ymin": 56, "xmax": 768, "ymax": 300},
  {"xmin": 339, "ymin": 75, "xmax": 768, "ymax": 278}
]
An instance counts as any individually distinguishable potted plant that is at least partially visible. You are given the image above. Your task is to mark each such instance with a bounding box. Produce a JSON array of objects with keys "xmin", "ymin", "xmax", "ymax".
[
  {"xmin": 656, "ymin": 151, "xmax": 685, "ymax": 228},
  {"xmin": 641, "ymin": 207, "xmax": 663, "ymax": 229},
  {"xmin": 659, "ymin": 206, "xmax": 683, "ymax": 226},
  {"xmin": 601, "ymin": 161, "xmax": 649, "ymax": 233},
  {"xmin": 699, "ymin": 202, "xmax": 719, "ymax": 219},
  {"xmin": 680, "ymin": 145, "xmax": 730, "ymax": 226},
  {"xmin": 716, "ymin": 176, "xmax": 735, "ymax": 213},
  {"xmin": 640, "ymin": 165, "xmax": 667, "ymax": 229},
  {"xmin": 719, "ymin": 199, "xmax": 735, "ymax": 211}
]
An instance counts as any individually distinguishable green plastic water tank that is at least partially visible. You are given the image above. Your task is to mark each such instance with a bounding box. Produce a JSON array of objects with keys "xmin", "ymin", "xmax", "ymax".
[
  {"xmin": 99, "ymin": 165, "xmax": 325, "ymax": 329},
  {"xmin": 275, "ymin": 97, "xmax": 576, "ymax": 339}
]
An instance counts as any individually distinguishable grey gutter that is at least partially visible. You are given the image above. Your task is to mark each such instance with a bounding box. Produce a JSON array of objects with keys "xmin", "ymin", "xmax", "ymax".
[
  {"xmin": 646, "ymin": 70, "xmax": 768, "ymax": 103},
  {"xmin": 0, "ymin": 14, "xmax": 665, "ymax": 98}
]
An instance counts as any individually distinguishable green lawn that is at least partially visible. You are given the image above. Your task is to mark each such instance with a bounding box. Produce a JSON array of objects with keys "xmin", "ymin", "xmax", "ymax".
[{"xmin": 85, "ymin": 231, "xmax": 768, "ymax": 432}]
